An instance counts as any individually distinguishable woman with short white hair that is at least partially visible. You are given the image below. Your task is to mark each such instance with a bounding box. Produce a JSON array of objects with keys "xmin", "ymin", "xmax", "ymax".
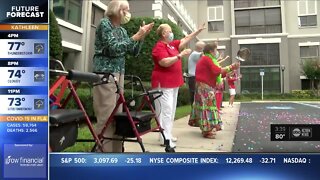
[
  {"xmin": 93, "ymin": 0, "xmax": 154, "ymax": 152},
  {"xmin": 151, "ymin": 23, "xmax": 205, "ymax": 148}
]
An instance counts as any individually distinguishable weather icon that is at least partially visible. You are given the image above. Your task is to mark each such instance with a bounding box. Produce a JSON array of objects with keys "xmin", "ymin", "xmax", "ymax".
[
  {"xmin": 34, "ymin": 43, "xmax": 45, "ymax": 54},
  {"xmin": 34, "ymin": 99, "xmax": 45, "ymax": 110}
]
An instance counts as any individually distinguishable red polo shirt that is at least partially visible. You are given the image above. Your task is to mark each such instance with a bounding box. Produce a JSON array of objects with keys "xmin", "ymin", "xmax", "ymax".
[
  {"xmin": 195, "ymin": 56, "xmax": 224, "ymax": 88},
  {"xmin": 151, "ymin": 40, "xmax": 184, "ymax": 88},
  {"xmin": 227, "ymin": 76, "xmax": 237, "ymax": 89}
]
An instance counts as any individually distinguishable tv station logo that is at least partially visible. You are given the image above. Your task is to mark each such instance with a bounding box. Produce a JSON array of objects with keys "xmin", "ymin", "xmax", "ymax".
[
  {"xmin": 271, "ymin": 124, "xmax": 320, "ymax": 141},
  {"xmin": 291, "ymin": 127, "xmax": 312, "ymax": 139}
]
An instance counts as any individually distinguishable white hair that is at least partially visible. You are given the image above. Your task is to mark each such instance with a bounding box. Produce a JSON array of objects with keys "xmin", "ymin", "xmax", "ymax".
[
  {"xmin": 195, "ymin": 41, "xmax": 206, "ymax": 51},
  {"xmin": 105, "ymin": 0, "xmax": 129, "ymax": 17}
]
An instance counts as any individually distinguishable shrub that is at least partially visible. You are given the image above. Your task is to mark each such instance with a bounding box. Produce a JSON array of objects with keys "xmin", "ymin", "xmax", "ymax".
[
  {"xmin": 54, "ymin": 87, "xmax": 319, "ymax": 121},
  {"xmin": 122, "ymin": 17, "xmax": 184, "ymax": 81},
  {"xmin": 49, "ymin": 10, "xmax": 63, "ymax": 60},
  {"xmin": 301, "ymin": 58, "xmax": 320, "ymax": 96},
  {"xmin": 59, "ymin": 82, "xmax": 191, "ymax": 117},
  {"xmin": 291, "ymin": 90, "xmax": 315, "ymax": 99},
  {"xmin": 177, "ymin": 85, "xmax": 191, "ymax": 106},
  {"xmin": 63, "ymin": 88, "xmax": 95, "ymax": 117}
]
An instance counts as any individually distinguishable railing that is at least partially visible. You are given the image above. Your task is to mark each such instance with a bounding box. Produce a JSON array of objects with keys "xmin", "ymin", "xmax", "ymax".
[{"xmin": 169, "ymin": 0, "xmax": 197, "ymax": 31}]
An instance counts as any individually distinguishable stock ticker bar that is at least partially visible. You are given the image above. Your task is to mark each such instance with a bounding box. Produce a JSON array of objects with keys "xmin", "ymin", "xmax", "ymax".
[
  {"xmin": 0, "ymin": 0, "xmax": 48, "ymax": 179},
  {"xmin": 271, "ymin": 124, "xmax": 320, "ymax": 141},
  {"xmin": 51, "ymin": 154, "xmax": 317, "ymax": 167},
  {"xmin": 50, "ymin": 154, "xmax": 320, "ymax": 179}
]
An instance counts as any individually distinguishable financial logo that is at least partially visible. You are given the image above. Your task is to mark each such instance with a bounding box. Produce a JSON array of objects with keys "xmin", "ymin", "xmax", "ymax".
[
  {"xmin": 4, "ymin": 155, "xmax": 44, "ymax": 166},
  {"xmin": 3, "ymin": 144, "xmax": 46, "ymax": 178}
]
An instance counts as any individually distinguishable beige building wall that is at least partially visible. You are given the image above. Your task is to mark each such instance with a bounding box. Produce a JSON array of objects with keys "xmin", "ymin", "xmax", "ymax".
[
  {"xmin": 284, "ymin": 0, "xmax": 320, "ymax": 35},
  {"xmin": 52, "ymin": 0, "xmax": 320, "ymax": 92}
]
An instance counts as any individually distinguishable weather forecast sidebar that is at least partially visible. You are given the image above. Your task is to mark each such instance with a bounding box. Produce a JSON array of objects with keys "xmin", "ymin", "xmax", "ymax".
[{"xmin": 0, "ymin": 0, "xmax": 48, "ymax": 179}]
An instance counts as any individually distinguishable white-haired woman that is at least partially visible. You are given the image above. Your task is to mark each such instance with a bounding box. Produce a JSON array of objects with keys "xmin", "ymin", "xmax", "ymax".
[
  {"xmin": 93, "ymin": 0, "xmax": 154, "ymax": 152},
  {"xmin": 151, "ymin": 23, "xmax": 205, "ymax": 148}
]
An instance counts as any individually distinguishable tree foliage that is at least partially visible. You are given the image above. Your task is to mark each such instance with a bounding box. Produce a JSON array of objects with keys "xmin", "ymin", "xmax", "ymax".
[
  {"xmin": 301, "ymin": 58, "xmax": 320, "ymax": 96},
  {"xmin": 123, "ymin": 17, "xmax": 184, "ymax": 81},
  {"xmin": 49, "ymin": 10, "xmax": 63, "ymax": 60}
]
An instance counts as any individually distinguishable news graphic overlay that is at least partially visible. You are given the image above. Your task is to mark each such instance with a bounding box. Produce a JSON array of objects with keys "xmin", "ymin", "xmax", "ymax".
[
  {"xmin": 0, "ymin": 0, "xmax": 48, "ymax": 179},
  {"xmin": 271, "ymin": 124, "xmax": 320, "ymax": 141},
  {"xmin": 50, "ymin": 153, "xmax": 320, "ymax": 179}
]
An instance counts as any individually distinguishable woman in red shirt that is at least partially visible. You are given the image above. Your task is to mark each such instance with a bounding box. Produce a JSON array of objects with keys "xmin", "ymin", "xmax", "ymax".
[
  {"xmin": 227, "ymin": 71, "xmax": 242, "ymax": 107},
  {"xmin": 189, "ymin": 43, "xmax": 239, "ymax": 139},
  {"xmin": 152, "ymin": 23, "xmax": 205, "ymax": 148}
]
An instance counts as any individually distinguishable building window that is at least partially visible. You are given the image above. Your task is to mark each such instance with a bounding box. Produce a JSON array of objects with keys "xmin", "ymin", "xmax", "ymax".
[
  {"xmin": 53, "ymin": 0, "xmax": 82, "ymax": 27},
  {"xmin": 241, "ymin": 67, "xmax": 281, "ymax": 93},
  {"xmin": 234, "ymin": 0, "xmax": 280, "ymax": 9},
  {"xmin": 240, "ymin": 43, "xmax": 281, "ymax": 93},
  {"xmin": 300, "ymin": 46, "xmax": 319, "ymax": 58},
  {"xmin": 208, "ymin": 0, "xmax": 223, "ymax": 6},
  {"xmin": 298, "ymin": 0, "xmax": 317, "ymax": 27},
  {"xmin": 300, "ymin": 45, "xmax": 320, "ymax": 61},
  {"xmin": 301, "ymin": 79, "xmax": 319, "ymax": 90},
  {"xmin": 240, "ymin": 44, "xmax": 280, "ymax": 66},
  {"xmin": 208, "ymin": 6, "xmax": 224, "ymax": 32},
  {"xmin": 235, "ymin": 8, "xmax": 282, "ymax": 34},
  {"xmin": 91, "ymin": 5, "xmax": 105, "ymax": 26}
]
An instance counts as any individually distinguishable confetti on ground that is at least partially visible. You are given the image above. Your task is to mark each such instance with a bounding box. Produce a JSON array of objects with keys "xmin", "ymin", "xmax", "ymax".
[{"xmin": 232, "ymin": 102, "xmax": 320, "ymax": 152}]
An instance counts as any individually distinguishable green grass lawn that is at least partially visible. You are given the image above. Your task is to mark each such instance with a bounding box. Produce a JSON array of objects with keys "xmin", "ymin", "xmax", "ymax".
[{"xmin": 63, "ymin": 105, "xmax": 191, "ymax": 152}]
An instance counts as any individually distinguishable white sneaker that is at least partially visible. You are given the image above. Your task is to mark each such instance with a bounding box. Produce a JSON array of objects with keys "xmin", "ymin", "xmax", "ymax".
[
  {"xmin": 220, "ymin": 125, "xmax": 224, "ymax": 130},
  {"xmin": 170, "ymin": 142, "xmax": 176, "ymax": 148},
  {"xmin": 171, "ymin": 137, "xmax": 178, "ymax": 142}
]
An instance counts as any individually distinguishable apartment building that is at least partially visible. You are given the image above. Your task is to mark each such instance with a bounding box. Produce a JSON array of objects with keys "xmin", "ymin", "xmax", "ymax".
[
  {"xmin": 51, "ymin": 0, "xmax": 320, "ymax": 93},
  {"xmin": 51, "ymin": 0, "xmax": 198, "ymax": 73},
  {"xmin": 198, "ymin": 0, "xmax": 320, "ymax": 93}
]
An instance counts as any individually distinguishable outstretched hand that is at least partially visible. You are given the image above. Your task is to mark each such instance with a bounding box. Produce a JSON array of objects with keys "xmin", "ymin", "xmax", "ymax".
[{"xmin": 198, "ymin": 22, "xmax": 206, "ymax": 31}]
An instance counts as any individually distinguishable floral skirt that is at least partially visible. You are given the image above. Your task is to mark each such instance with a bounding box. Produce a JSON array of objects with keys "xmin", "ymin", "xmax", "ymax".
[{"xmin": 189, "ymin": 82, "xmax": 221, "ymax": 132}]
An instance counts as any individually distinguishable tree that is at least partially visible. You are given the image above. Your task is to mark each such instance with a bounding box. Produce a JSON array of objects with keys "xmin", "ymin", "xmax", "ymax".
[
  {"xmin": 301, "ymin": 58, "xmax": 320, "ymax": 96},
  {"xmin": 123, "ymin": 17, "xmax": 184, "ymax": 81},
  {"xmin": 49, "ymin": 10, "xmax": 63, "ymax": 61}
]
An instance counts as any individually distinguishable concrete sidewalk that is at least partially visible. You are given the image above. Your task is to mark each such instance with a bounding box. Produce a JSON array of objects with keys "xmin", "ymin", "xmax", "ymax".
[{"xmin": 124, "ymin": 102, "xmax": 241, "ymax": 152}]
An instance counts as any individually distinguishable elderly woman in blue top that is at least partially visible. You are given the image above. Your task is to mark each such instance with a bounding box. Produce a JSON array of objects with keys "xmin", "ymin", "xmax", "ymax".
[{"xmin": 93, "ymin": 0, "xmax": 154, "ymax": 152}]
